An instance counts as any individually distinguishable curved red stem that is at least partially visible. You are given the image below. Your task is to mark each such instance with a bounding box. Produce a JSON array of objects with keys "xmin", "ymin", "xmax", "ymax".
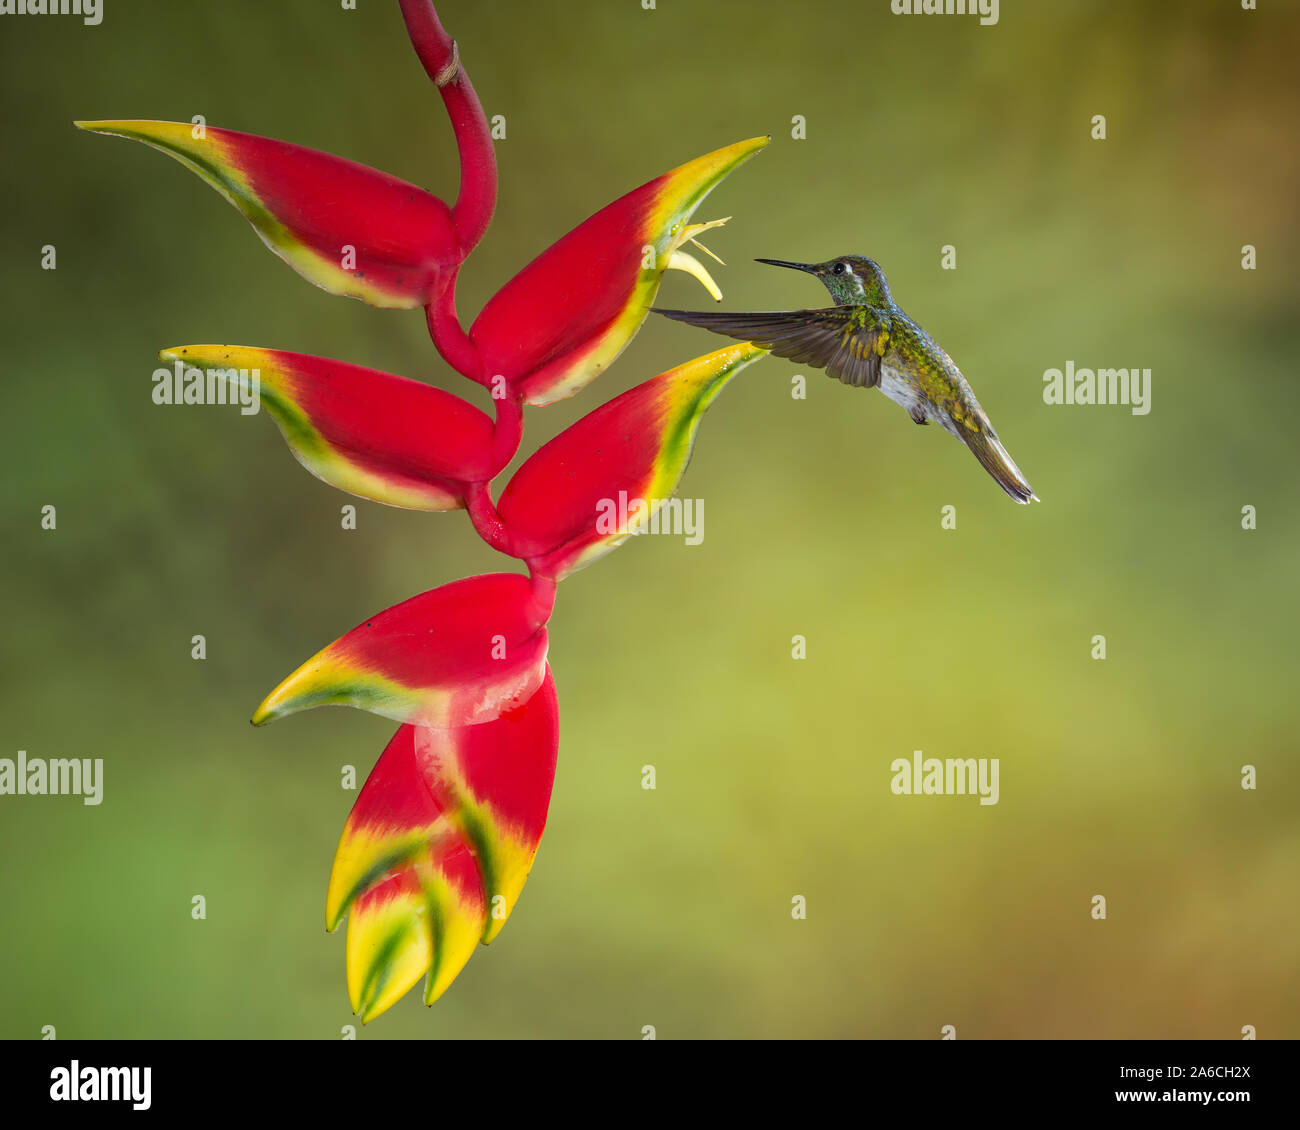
[
  {"xmin": 489, "ymin": 394, "xmax": 523, "ymax": 475},
  {"xmin": 425, "ymin": 274, "xmax": 481, "ymax": 382},
  {"xmin": 403, "ymin": 3, "xmax": 526, "ymax": 564},
  {"xmin": 464, "ymin": 481, "xmax": 514, "ymax": 557},
  {"xmin": 398, "ymin": 0, "xmax": 497, "ymax": 254},
  {"xmin": 527, "ymin": 570, "xmax": 557, "ymax": 626}
]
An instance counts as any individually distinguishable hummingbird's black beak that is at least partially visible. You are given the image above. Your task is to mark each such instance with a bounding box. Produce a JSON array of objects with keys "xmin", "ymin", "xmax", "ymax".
[{"xmin": 755, "ymin": 258, "xmax": 819, "ymax": 275}]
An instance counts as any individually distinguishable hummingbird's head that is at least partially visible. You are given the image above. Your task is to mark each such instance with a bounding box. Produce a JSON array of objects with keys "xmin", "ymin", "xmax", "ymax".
[{"xmin": 756, "ymin": 254, "xmax": 892, "ymax": 306}]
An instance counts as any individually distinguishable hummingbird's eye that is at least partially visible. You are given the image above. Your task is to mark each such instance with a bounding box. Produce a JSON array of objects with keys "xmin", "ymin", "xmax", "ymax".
[{"xmin": 832, "ymin": 262, "xmax": 846, "ymax": 275}]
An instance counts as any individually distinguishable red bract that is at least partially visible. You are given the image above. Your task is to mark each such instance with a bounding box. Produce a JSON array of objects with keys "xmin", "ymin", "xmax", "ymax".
[
  {"xmin": 498, "ymin": 342, "xmax": 769, "ymax": 578},
  {"xmin": 467, "ymin": 136, "xmax": 769, "ymax": 405},
  {"xmin": 330, "ymin": 670, "xmax": 558, "ymax": 1019},
  {"xmin": 253, "ymin": 573, "xmax": 553, "ymax": 731},
  {"xmin": 158, "ymin": 345, "xmax": 496, "ymax": 511},
  {"xmin": 84, "ymin": 0, "xmax": 770, "ymax": 1021},
  {"xmin": 76, "ymin": 121, "xmax": 462, "ymax": 309}
]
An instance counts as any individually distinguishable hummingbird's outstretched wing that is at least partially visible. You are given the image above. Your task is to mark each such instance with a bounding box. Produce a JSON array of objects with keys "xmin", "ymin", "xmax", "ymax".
[{"xmin": 654, "ymin": 306, "xmax": 889, "ymax": 389}]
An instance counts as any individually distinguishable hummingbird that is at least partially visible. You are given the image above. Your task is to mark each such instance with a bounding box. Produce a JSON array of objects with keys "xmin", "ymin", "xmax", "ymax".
[{"xmin": 654, "ymin": 256, "xmax": 1038, "ymax": 503}]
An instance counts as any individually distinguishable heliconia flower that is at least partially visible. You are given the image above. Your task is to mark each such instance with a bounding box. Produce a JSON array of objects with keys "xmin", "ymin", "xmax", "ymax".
[
  {"xmin": 81, "ymin": 0, "xmax": 785, "ymax": 1024},
  {"xmin": 496, "ymin": 342, "xmax": 769, "ymax": 579},
  {"xmin": 157, "ymin": 345, "xmax": 495, "ymax": 511},
  {"xmin": 329, "ymin": 670, "xmax": 559, "ymax": 1021},
  {"xmin": 74, "ymin": 120, "xmax": 462, "ymax": 309},
  {"xmin": 252, "ymin": 573, "xmax": 553, "ymax": 730},
  {"xmin": 467, "ymin": 135, "xmax": 769, "ymax": 406}
]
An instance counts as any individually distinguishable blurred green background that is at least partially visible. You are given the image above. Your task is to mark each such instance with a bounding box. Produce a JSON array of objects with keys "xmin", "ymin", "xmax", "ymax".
[{"xmin": 2, "ymin": 0, "xmax": 1298, "ymax": 1039}]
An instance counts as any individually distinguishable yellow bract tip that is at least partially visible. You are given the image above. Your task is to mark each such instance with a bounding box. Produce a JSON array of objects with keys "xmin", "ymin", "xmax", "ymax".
[{"xmin": 251, "ymin": 668, "xmax": 307, "ymax": 726}]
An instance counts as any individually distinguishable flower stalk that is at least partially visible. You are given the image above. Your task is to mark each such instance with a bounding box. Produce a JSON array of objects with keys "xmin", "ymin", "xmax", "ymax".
[{"xmin": 398, "ymin": 0, "xmax": 497, "ymax": 256}]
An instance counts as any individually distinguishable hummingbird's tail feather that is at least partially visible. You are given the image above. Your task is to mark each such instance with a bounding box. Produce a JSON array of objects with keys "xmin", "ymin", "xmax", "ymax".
[{"xmin": 961, "ymin": 428, "xmax": 1038, "ymax": 504}]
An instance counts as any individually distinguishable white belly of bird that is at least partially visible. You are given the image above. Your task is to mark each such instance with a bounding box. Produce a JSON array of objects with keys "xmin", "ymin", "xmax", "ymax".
[
  {"xmin": 878, "ymin": 365, "xmax": 919, "ymax": 412},
  {"xmin": 879, "ymin": 364, "xmax": 959, "ymax": 437}
]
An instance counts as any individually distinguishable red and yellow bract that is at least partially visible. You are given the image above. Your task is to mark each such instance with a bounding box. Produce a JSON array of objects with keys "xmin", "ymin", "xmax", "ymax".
[
  {"xmin": 252, "ymin": 573, "xmax": 552, "ymax": 731},
  {"xmin": 470, "ymin": 137, "xmax": 768, "ymax": 406},
  {"xmin": 499, "ymin": 343, "xmax": 769, "ymax": 578},
  {"xmin": 159, "ymin": 345, "xmax": 498, "ymax": 511},
  {"xmin": 75, "ymin": 121, "xmax": 462, "ymax": 309},
  {"xmin": 330, "ymin": 671, "xmax": 559, "ymax": 1020}
]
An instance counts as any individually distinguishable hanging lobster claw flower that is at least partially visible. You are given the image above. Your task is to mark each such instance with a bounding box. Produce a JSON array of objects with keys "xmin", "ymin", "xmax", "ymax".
[
  {"xmin": 330, "ymin": 670, "xmax": 559, "ymax": 1021},
  {"xmin": 157, "ymin": 345, "xmax": 495, "ymax": 511},
  {"xmin": 469, "ymin": 136, "xmax": 769, "ymax": 406},
  {"xmin": 496, "ymin": 342, "xmax": 768, "ymax": 579},
  {"xmin": 80, "ymin": 0, "xmax": 782, "ymax": 1027},
  {"xmin": 75, "ymin": 120, "xmax": 461, "ymax": 308},
  {"xmin": 252, "ymin": 573, "xmax": 553, "ymax": 730}
]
